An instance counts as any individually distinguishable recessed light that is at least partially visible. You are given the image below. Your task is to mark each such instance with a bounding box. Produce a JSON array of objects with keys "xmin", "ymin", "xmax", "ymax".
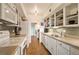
[{"xmin": 6, "ymin": 10, "xmax": 9, "ymax": 13}]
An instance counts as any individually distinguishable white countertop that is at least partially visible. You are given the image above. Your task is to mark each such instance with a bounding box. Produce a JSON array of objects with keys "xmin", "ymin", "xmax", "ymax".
[{"xmin": 42, "ymin": 32, "xmax": 79, "ymax": 48}]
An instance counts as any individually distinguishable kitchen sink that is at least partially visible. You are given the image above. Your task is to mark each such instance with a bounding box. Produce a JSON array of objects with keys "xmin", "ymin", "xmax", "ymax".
[
  {"xmin": 54, "ymin": 35, "xmax": 59, "ymax": 37},
  {"xmin": 51, "ymin": 34, "xmax": 54, "ymax": 36},
  {"xmin": 51, "ymin": 34, "xmax": 60, "ymax": 37}
]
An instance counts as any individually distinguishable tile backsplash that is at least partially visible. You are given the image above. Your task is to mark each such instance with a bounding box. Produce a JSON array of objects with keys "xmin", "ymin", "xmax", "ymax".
[
  {"xmin": 50, "ymin": 27, "xmax": 79, "ymax": 38},
  {"xmin": 64, "ymin": 27, "xmax": 79, "ymax": 36}
]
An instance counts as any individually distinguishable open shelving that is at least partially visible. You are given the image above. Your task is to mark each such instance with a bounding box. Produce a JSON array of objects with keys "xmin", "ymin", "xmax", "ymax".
[
  {"xmin": 56, "ymin": 9, "xmax": 63, "ymax": 26},
  {"xmin": 65, "ymin": 3, "xmax": 78, "ymax": 25},
  {"xmin": 44, "ymin": 3, "xmax": 79, "ymax": 28},
  {"xmin": 50, "ymin": 14, "xmax": 54, "ymax": 27}
]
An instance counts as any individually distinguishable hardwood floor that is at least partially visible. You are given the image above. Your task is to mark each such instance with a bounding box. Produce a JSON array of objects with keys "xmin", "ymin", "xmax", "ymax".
[{"xmin": 25, "ymin": 36, "xmax": 51, "ymax": 55}]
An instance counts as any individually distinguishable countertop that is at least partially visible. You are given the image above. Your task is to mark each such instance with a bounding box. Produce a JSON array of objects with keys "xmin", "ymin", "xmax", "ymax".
[
  {"xmin": 42, "ymin": 32, "xmax": 79, "ymax": 48},
  {"xmin": 0, "ymin": 34, "xmax": 27, "ymax": 55}
]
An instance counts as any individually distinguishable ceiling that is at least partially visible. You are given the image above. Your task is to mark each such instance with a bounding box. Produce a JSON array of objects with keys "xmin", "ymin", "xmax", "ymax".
[{"xmin": 18, "ymin": 3, "xmax": 61, "ymax": 23}]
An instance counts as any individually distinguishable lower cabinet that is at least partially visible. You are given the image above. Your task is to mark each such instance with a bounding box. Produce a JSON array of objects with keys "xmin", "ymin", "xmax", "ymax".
[
  {"xmin": 70, "ymin": 46, "xmax": 79, "ymax": 55},
  {"xmin": 20, "ymin": 37, "xmax": 27, "ymax": 55},
  {"xmin": 41, "ymin": 33, "xmax": 79, "ymax": 55},
  {"xmin": 57, "ymin": 41, "xmax": 70, "ymax": 55},
  {"xmin": 15, "ymin": 46, "xmax": 21, "ymax": 55},
  {"xmin": 41, "ymin": 34, "xmax": 57, "ymax": 55},
  {"xmin": 41, "ymin": 35, "xmax": 46, "ymax": 46},
  {"xmin": 15, "ymin": 37, "xmax": 27, "ymax": 55},
  {"xmin": 47, "ymin": 37, "xmax": 56, "ymax": 55}
]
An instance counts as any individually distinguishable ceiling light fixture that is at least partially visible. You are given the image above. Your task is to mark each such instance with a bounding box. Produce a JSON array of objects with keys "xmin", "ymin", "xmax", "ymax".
[
  {"xmin": 34, "ymin": 6, "xmax": 38, "ymax": 15},
  {"xmin": 49, "ymin": 8, "xmax": 51, "ymax": 12}
]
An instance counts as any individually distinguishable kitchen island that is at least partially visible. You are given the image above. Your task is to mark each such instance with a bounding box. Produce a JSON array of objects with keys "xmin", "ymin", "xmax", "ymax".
[{"xmin": 0, "ymin": 35, "xmax": 27, "ymax": 55}]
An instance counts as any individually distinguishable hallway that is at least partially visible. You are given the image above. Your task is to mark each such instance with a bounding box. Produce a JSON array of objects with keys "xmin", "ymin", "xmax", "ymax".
[{"xmin": 26, "ymin": 36, "xmax": 50, "ymax": 55}]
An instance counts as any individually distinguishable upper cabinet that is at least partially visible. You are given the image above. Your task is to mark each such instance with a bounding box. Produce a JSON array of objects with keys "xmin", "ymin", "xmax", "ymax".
[
  {"xmin": 44, "ymin": 3, "xmax": 79, "ymax": 28},
  {"xmin": 50, "ymin": 14, "xmax": 55, "ymax": 27},
  {"xmin": 0, "ymin": 3, "xmax": 17, "ymax": 24},
  {"xmin": 56, "ymin": 9, "xmax": 63, "ymax": 26},
  {"xmin": 65, "ymin": 3, "xmax": 78, "ymax": 26}
]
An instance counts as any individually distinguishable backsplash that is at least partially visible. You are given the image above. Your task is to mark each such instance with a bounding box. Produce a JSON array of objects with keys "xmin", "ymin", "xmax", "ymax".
[
  {"xmin": 49, "ymin": 27, "xmax": 79, "ymax": 38},
  {"xmin": 0, "ymin": 24, "xmax": 15, "ymax": 35},
  {"xmin": 64, "ymin": 27, "xmax": 79, "ymax": 36},
  {"xmin": 50, "ymin": 27, "xmax": 79, "ymax": 38}
]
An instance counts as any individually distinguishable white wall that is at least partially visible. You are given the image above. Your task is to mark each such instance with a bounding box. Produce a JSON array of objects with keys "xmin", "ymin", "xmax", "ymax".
[
  {"xmin": 20, "ymin": 20, "xmax": 28, "ymax": 35},
  {"xmin": 20, "ymin": 20, "xmax": 31, "ymax": 48}
]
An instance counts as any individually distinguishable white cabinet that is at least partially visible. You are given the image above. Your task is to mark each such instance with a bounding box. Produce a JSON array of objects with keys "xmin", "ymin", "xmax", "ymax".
[
  {"xmin": 44, "ymin": 3, "xmax": 79, "ymax": 28},
  {"xmin": 70, "ymin": 46, "xmax": 79, "ymax": 55},
  {"xmin": 56, "ymin": 9, "xmax": 64, "ymax": 26},
  {"xmin": 0, "ymin": 3, "xmax": 17, "ymax": 24},
  {"xmin": 41, "ymin": 34, "xmax": 57, "ymax": 55},
  {"xmin": 44, "ymin": 35, "xmax": 49, "ymax": 49},
  {"xmin": 57, "ymin": 41, "xmax": 70, "ymax": 55},
  {"xmin": 41, "ymin": 33, "xmax": 79, "ymax": 55},
  {"xmin": 20, "ymin": 36, "xmax": 27, "ymax": 55},
  {"xmin": 15, "ymin": 46, "xmax": 21, "ymax": 55},
  {"xmin": 41, "ymin": 34, "xmax": 46, "ymax": 46},
  {"xmin": 47, "ymin": 37, "xmax": 57, "ymax": 54}
]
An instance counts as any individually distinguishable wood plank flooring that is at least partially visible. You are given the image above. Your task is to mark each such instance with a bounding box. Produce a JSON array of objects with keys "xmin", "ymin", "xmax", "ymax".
[{"xmin": 25, "ymin": 36, "xmax": 50, "ymax": 55}]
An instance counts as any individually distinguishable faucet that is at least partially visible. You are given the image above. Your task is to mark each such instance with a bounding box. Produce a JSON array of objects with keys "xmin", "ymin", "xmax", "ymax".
[{"xmin": 61, "ymin": 30, "xmax": 66, "ymax": 38}]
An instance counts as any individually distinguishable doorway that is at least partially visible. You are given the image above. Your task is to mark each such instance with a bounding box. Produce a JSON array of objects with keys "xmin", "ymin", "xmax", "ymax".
[{"xmin": 31, "ymin": 23, "xmax": 36, "ymax": 37}]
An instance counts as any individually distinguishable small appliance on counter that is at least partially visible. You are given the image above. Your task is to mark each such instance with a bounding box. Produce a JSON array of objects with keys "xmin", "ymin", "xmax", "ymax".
[
  {"xmin": 44, "ymin": 28, "xmax": 49, "ymax": 33},
  {"xmin": 14, "ymin": 27, "xmax": 21, "ymax": 35}
]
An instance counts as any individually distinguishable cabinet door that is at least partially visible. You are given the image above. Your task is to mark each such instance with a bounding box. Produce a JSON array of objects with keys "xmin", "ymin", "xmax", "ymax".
[
  {"xmin": 43, "ymin": 36, "xmax": 57, "ymax": 55},
  {"xmin": 48, "ymin": 38, "xmax": 57, "ymax": 55},
  {"xmin": 2, "ymin": 4, "xmax": 17, "ymax": 24},
  {"xmin": 41, "ymin": 34, "xmax": 46, "ymax": 46},
  {"xmin": 57, "ymin": 41, "xmax": 69, "ymax": 55},
  {"xmin": 15, "ymin": 47, "xmax": 21, "ymax": 55},
  {"xmin": 70, "ymin": 46, "xmax": 79, "ymax": 55},
  {"xmin": 44, "ymin": 35, "xmax": 48, "ymax": 48},
  {"xmin": 41, "ymin": 34, "xmax": 44, "ymax": 43}
]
